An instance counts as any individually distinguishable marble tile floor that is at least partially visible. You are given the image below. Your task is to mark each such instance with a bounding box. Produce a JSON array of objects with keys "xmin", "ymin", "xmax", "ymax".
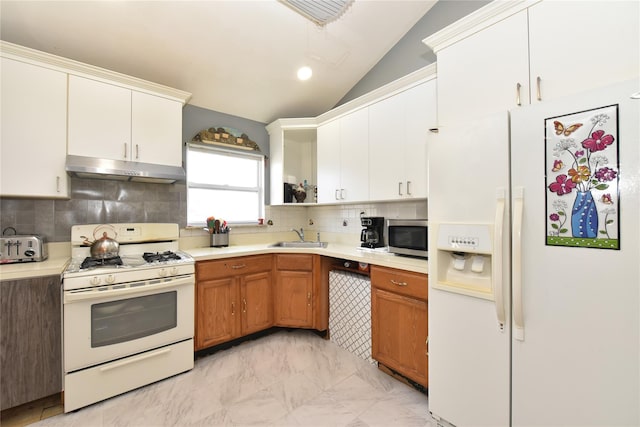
[{"xmin": 26, "ymin": 329, "xmax": 434, "ymax": 427}]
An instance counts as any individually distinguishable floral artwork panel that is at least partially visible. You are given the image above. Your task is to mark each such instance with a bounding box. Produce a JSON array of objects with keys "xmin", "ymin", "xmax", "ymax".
[{"xmin": 545, "ymin": 104, "xmax": 620, "ymax": 250}]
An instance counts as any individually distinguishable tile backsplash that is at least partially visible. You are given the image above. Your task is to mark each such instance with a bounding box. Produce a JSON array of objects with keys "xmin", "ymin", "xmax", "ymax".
[
  {"xmin": 0, "ymin": 178, "xmax": 186, "ymax": 242},
  {"xmin": 1, "ymin": 177, "xmax": 426, "ymax": 244}
]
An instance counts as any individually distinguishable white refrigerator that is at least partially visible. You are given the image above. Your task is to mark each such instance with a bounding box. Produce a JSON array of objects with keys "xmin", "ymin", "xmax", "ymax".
[{"xmin": 427, "ymin": 79, "xmax": 639, "ymax": 427}]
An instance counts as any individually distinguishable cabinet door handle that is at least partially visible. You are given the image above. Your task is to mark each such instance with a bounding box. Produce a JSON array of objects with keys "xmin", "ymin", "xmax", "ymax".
[
  {"xmin": 231, "ymin": 301, "xmax": 235, "ymax": 315},
  {"xmin": 135, "ymin": 144, "xmax": 140, "ymax": 160},
  {"xmin": 340, "ymin": 189, "xmax": 345, "ymax": 200},
  {"xmin": 516, "ymin": 83, "xmax": 522, "ymax": 106},
  {"xmin": 335, "ymin": 189, "xmax": 340, "ymax": 200},
  {"xmin": 243, "ymin": 298, "xmax": 247, "ymax": 313},
  {"xmin": 231, "ymin": 264, "xmax": 246, "ymax": 269},
  {"xmin": 390, "ymin": 279, "xmax": 408, "ymax": 286},
  {"xmin": 398, "ymin": 182, "xmax": 403, "ymax": 196},
  {"xmin": 536, "ymin": 76, "xmax": 542, "ymax": 101},
  {"xmin": 124, "ymin": 143, "xmax": 128, "ymax": 159},
  {"xmin": 307, "ymin": 292, "xmax": 312, "ymax": 306},
  {"xmin": 56, "ymin": 176, "xmax": 60, "ymax": 193},
  {"xmin": 426, "ymin": 336, "xmax": 429, "ymax": 356},
  {"xmin": 407, "ymin": 181, "xmax": 412, "ymax": 196}
]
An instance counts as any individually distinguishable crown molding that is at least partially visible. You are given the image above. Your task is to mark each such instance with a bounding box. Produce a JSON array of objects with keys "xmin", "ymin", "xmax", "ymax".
[
  {"xmin": 316, "ymin": 62, "xmax": 437, "ymax": 125},
  {"xmin": 422, "ymin": 0, "xmax": 541, "ymax": 54},
  {"xmin": 266, "ymin": 62, "xmax": 437, "ymax": 129},
  {"xmin": 266, "ymin": 117, "xmax": 318, "ymax": 134},
  {"xmin": 0, "ymin": 40, "xmax": 192, "ymax": 104}
]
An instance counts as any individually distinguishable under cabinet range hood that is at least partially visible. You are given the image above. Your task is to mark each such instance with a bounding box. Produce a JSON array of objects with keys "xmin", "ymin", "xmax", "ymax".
[{"xmin": 65, "ymin": 155, "xmax": 185, "ymax": 184}]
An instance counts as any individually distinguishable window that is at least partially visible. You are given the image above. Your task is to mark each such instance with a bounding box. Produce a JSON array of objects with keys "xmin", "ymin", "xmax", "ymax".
[{"xmin": 187, "ymin": 144, "xmax": 264, "ymax": 226}]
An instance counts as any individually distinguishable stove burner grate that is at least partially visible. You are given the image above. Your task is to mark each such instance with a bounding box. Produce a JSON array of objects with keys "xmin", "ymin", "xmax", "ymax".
[
  {"xmin": 142, "ymin": 251, "xmax": 182, "ymax": 263},
  {"xmin": 80, "ymin": 256, "xmax": 123, "ymax": 270}
]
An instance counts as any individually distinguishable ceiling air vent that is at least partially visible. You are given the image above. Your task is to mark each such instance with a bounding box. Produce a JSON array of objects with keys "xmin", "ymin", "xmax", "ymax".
[{"xmin": 280, "ymin": 0, "xmax": 355, "ymax": 26}]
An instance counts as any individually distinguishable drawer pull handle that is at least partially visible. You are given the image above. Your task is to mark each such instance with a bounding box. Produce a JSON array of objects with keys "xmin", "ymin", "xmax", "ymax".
[
  {"xmin": 100, "ymin": 347, "xmax": 171, "ymax": 372},
  {"xmin": 390, "ymin": 279, "xmax": 408, "ymax": 286},
  {"xmin": 231, "ymin": 264, "xmax": 246, "ymax": 269}
]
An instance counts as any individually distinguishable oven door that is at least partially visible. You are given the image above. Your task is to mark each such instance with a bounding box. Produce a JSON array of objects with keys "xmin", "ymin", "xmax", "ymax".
[{"xmin": 63, "ymin": 274, "xmax": 194, "ymax": 372}]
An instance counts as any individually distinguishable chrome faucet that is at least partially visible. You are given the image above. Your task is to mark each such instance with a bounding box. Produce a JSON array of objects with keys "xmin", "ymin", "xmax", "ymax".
[{"xmin": 291, "ymin": 228, "xmax": 305, "ymax": 241}]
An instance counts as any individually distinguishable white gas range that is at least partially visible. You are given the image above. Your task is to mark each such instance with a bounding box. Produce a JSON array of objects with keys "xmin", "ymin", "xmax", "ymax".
[{"xmin": 62, "ymin": 223, "xmax": 195, "ymax": 413}]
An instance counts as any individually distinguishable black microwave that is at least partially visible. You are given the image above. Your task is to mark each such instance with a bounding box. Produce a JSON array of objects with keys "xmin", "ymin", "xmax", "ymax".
[{"xmin": 387, "ymin": 219, "xmax": 428, "ymax": 259}]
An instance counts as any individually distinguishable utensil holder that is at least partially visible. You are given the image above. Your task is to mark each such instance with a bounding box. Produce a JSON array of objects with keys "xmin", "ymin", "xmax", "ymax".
[{"xmin": 210, "ymin": 233, "xmax": 229, "ymax": 248}]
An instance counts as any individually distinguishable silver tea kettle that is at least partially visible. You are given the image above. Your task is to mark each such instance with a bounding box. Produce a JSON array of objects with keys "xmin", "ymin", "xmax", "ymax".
[{"xmin": 81, "ymin": 225, "xmax": 119, "ymax": 259}]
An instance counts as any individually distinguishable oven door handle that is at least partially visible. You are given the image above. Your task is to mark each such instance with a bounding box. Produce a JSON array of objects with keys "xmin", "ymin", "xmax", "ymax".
[{"xmin": 64, "ymin": 275, "xmax": 194, "ymax": 303}]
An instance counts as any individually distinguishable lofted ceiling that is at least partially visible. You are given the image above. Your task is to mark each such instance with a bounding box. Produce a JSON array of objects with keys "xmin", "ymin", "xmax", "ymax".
[{"xmin": 0, "ymin": 0, "xmax": 437, "ymax": 124}]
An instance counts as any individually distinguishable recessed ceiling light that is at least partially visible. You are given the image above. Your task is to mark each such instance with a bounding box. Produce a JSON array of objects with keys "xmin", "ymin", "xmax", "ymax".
[{"xmin": 297, "ymin": 66, "xmax": 313, "ymax": 81}]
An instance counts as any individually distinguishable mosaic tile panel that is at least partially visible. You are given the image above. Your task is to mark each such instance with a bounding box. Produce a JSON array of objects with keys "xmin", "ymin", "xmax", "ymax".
[{"xmin": 329, "ymin": 270, "xmax": 375, "ymax": 364}]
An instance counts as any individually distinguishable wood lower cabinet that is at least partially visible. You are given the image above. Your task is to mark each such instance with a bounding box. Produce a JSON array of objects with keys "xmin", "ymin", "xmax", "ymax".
[
  {"xmin": 371, "ymin": 265, "xmax": 428, "ymax": 387},
  {"xmin": 196, "ymin": 276, "xmax": 238, "ymax": 348},
  {"xmin": 274, "ymin": 254, "xmax": 315, "ymax": 328},
  {"xmin": 195, "ymin": 255, "xmax": 273, "ymax": 350},
  {"xmin": 240, "ymin": 271, "xmax": 272, "ymax": 335},
  {"xmin": 0, "ymin": 275, "xmax": 62, "ymax": 410}
]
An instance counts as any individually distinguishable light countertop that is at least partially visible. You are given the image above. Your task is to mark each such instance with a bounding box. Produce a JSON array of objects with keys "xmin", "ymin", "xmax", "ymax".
[
  {"xmin": 185, "ymin": 243, "xmax": 428, "ymax": 274},
  {"xmin": 0, "ymin": 242, "xmax": 428, "ymax": 281},
  {"xmin": 0, "ymin": 256, "xmax": 70, "ymax": 281}
]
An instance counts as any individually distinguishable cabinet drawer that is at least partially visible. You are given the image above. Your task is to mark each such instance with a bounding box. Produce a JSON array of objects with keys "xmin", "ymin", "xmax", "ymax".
[
  {"xmin": 197, "ymin": 255, "xmax": 272, "ymax": 280},
  {"xmin": 370, "ymin": 265, "xmax": 428, "ymax": 300},
  {"xmin": 275, "ymin": 254, "xmax": 313, "ymax": 271}
]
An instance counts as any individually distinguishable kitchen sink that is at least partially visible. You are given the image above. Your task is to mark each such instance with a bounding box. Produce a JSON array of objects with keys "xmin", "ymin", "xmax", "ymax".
[{"xmin": 269, "ymin": 241, "xmax": 328, "ymax": 248}]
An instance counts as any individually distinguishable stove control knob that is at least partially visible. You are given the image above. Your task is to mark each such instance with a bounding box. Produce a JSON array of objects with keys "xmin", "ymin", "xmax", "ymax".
[
  {"xmin": 105, "ymin": 275, "xmax": 116, "ymax": 284},
  {"xmin": 159, "ymin": 269, "xmax": 168, "ymax": 277},
  {"xmin": 90, "ymin": 276, "xmax": 101, "ymax": 286},
  {"xmin": 170, "ymin": 267, "xmax": 179, "ymax": 276}
]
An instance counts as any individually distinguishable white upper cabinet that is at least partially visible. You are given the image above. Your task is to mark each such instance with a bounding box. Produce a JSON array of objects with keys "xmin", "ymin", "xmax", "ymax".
[
  {"xmin": 1, "ymin": 58, "xmax": 69, "ymax": 198},
  {"xmin": 131, "ymin": 91, "xmax": 182, "ymax": 167},
  {"xmin": 369, "ymin": 80, "xmax": 437, "ymax": 200},
  {"xmin": 427, "ymin": 0, "xmax": 640, "ymax": 126},
  {"xmin": 404, "ymin": 80, "xmax": 437, "ymax": 199},
  {"xmin": 68, "ymin": 75, "xmax": 183, "ymax": 167},
  {"xmin": 274, "ymin": 65, "xmax": 435, "ymax": 205},
  {"xmin": 316, "ymin": 107, "xmax": 369, "ymax": 203},
  {"xmin": 316, "ymin": 118, "xmax": 341, "ymax": 203},
  {"xmin": 266, "ymin": 118, "xmax": 317, "ymax": 205},
  {"xmin": 432, "ymin": 9, "xmax": 529, "ymax": 126},
  {"xmin": 527, "ymin": 0, "xmax": 639, "ymax": 104},
  {"xmin": 339, "ymin": 107, "xmax": 369, "ymax": 202},
  {"xmin": 369, "ymin": 88, "xmax": 404, "ymax": 200},
  {"xmin": 68, "ymin": 76, "xmax": 132, "ymax": 161}
]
